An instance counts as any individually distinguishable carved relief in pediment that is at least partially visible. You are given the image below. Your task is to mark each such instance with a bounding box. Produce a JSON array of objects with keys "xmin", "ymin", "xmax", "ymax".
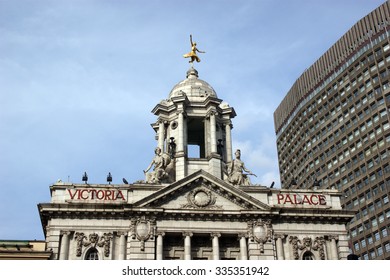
[{"xmin": 181, "ymin": 187, "xmax": 222, "ymax": 209}]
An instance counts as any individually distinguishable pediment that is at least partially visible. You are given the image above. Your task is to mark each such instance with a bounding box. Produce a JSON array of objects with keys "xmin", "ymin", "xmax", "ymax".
[{"xmin": 133, "ymin": 170, "xmax": 271, "ymax": 211}]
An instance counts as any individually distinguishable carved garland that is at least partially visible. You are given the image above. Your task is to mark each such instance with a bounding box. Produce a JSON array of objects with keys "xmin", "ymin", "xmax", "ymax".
[
  {"xmin": 288, "ymin": 236, "xmax": 326, "ymax": 260},
  {"xmin": 74, "ymin": 232, "xmax": 113, "ymax": 258}
]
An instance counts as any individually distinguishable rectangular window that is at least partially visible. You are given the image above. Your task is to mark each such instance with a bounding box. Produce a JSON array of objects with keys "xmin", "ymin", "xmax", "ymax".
[
  {"xmin": 370, "ymin": 250, "xmax": 376, "ymax": 259},
  {"xmin": 385, "ymin": 243, "xmax": 390, "ymax": 253}
]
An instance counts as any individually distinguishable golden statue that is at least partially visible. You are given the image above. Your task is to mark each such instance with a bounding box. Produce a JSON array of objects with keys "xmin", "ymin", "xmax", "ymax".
[{"xmin": 183, "ymin": 35, "xmax": 205, "ymax": 63}]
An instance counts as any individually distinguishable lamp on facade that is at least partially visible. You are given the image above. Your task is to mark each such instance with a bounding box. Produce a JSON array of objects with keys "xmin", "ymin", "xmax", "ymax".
[
  {"xmin": 107, "ymin": 172, "xmax": 112, "ymax": 184},
  {"xmin": 82, "ymin": 172, "xmax": 88, "ymax": 184}
]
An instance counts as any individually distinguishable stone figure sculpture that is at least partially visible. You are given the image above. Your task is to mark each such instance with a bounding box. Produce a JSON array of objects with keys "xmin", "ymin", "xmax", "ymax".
[
  {"xmin": 183, "ymin": 34, "xmax": 205, "ymax": 63},
  {"xmin": 144, "ymin": 147, "xmax": 175, "ymax": 183},
  {"xmin": 227, "ymin": 149, "xmax": 256, "ymax": 186}
]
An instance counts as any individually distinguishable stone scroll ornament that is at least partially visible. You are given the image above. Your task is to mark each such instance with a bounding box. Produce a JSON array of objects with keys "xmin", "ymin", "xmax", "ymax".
[
  {"xmin": 288, "ymin": 236, "xmax": 325, "ymax": 260},
  {"xmin": 248, "ymin": 219, "xmax": 272, "ymax": 253},
  {"xmin": 74, "ymin": 232, "xmax": 113, "ymax": 257},
  {"xmin": 129, "ymin": 217, "xmax": 156, "ymax": 251}
]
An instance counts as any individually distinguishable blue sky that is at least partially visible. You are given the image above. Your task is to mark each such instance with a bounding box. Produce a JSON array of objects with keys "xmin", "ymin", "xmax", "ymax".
[{"xmin": 0, "ymin": 0, "xmax": 386, "ymax": 240}]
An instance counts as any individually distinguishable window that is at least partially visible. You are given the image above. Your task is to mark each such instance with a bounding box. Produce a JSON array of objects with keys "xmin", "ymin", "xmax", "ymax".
[
  {"xmin": 377, "ymin": 247, "xmax": 383, "ymax": 256},
  {"xmin": 368, "ymin": 236, "xmax": 373, "ymax": 245},
  {"xmin": 361, "ymin": 239, "xmax": 367, "ymax": 248},
  {"xmin": 381, "ymin": 228, "xmax": 388, "ymax": 237},
  {"xmin": 374, "ymin": 231, "xmax": 380, "ymax": 241},
  {"xmin": 85, "ymin": 248, "xmax": 99, "ymax": 260},
  {"xmin": 370, "ymin": 250, "xmax": 376, "ymax": 259},
  {"xmin": 385, "ymin": 243, "xmax": 390, "ymax": 253},
  {"xmin": 354, "ymin": 242, "xmax": 360, "ymax": 251},
  {"xmin": 302, "ymin": 251, "xmax": 315, "ymax": 260}
]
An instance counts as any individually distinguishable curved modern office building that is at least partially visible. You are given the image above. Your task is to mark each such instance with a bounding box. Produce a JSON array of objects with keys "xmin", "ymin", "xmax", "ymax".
[{"xmin": 274, "ymin": 2, "xmax": 390, "ymax": 259}]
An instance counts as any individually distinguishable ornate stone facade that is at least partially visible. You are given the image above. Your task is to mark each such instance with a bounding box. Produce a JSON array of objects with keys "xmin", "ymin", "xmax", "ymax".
[{"xmin": 38, "ymin": 67, "xmax": 354, "ymax": 260}]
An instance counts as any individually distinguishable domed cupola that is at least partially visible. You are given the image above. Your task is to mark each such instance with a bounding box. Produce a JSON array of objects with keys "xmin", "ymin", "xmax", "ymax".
[
  {"xmin": 168, "ymin": 67, "xmax": 218, "ymax": 101},
  {"xmin": 149, "ymin": 66, "xmax": 236, "ymax": 182}
]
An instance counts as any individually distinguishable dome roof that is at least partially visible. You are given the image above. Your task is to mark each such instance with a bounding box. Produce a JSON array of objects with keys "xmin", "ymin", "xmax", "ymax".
[{"xmin": 168, "ymin": 67, "xmax": 218, "ymax": 100}]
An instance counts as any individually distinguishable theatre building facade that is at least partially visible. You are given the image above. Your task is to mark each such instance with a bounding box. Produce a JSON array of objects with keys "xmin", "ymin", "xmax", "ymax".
[{"xmin": 38, "ymin": 67, "xmax": 354, "ymax": 260}]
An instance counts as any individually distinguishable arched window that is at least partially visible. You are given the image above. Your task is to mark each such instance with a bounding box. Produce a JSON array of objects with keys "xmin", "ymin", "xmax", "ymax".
[
  {"xmin": 85, "ymin": 248, "xmax": 99, "ymax": 260},
  {"xmin": 302, "ymin": 251, "xmax": 315, "ymax": 260}
]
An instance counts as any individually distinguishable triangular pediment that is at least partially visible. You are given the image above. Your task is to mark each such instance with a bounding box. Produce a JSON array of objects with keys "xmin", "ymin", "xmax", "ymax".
[{"xmin": 133, "ymin": 170, "xmax": 271, "ymax": 211}]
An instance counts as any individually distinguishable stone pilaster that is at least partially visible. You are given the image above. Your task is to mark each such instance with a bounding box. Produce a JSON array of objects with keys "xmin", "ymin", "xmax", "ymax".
[
  {"xmin": 59, "ymin": 231, "xmax": 71, "ymax": 260},
  {"xmin": 211, "ymin": 232, "xmax": 221, "ymax": 260},
  {"xmin": 274, "ymin": 234, "xmax": 287, "ymax": 260},
  {"xmin": 183, "ymin": 232, "xmax": 193, "ymax": 260},
  {"xmin": 156, "ymin": 232, "xmax": 165, "ymax": 260},
  {"xmin": 238, "ymin": 233, "xmax": 248, "ymax": 260}
]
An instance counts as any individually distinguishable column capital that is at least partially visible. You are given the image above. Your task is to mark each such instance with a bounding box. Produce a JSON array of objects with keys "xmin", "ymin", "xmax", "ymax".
[
  {"xmin": 117, "ymin": 231, "xmax": 128, "ymax": 237},
  {"xmin": 206, "ymin": 110, "xmax": 218, "ymax": 118},
  {"xmin": 156, "ymin": 231, "xmax": 166, "ymax": 237},
  {"xmin": 274, "ymin": 233, "xmax": 287, "ymax": 240},
  {"xmin": 60, "ymin": 230, "xmax": 72, "ymax": 236},
  {"xmin": 182, "ymin": 232, "xmax": 193, "ymax": 238},
  {"xmin": 327, "ymin": 235, "xmax": 339, "ymax": 241},
  {"xmin": 176, "ymin": 110, "xmax": 187, "ymax": 117},
  {"xmin": 210, "ymin": 232, "xmax": 221, "ymax": 238},
  {"xmin": 238, "ymin": 233, "xmax": 248, "ymax": 239}
]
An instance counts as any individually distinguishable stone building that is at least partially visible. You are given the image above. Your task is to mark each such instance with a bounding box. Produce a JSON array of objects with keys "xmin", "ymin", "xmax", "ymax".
[{"xmin": 38, "ymin": 66, "xmax": 354, "ymax": 260}]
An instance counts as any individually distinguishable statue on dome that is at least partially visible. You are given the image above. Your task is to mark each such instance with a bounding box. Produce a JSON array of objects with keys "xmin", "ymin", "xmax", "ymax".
[
  {"xmin": 183, "ymin": 34, "xmax": 205, "ymax": 63},
  {"xmin": 144, "ymin": 147, "xmax": 175, "ymax": 184},
  {"xmin": 227, "ymin": 149, "xmax": 257, "ymax": 186}
]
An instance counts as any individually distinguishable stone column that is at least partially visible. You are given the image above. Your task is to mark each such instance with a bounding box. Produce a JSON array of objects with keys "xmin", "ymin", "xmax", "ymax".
[
  {"xmin": 211, "ymin": 233, "xmax": 221, "ymax": 260},
  {"xmin": 118, "ymin": 232, "xmax": 127, "ymax": 260},
  {"xmin": 158, "ymin": 120, "xmax": 165, "ymax": 152},
  {"xmin": 238, "ymin": 234, "xmax": 248, "ymax": 260},
  {"xmin": 177, "ymin": 111, "xmax": 185, "ymax": 154},
  {"xmin": 225, "ymin": 122, "xmax": 233, "ymax": 163},
  {"xmin": 274, "ymin": 234, "xmax": 286, "ymax": 260},
  {"xmin": 156, "ymin": 232, "xmax": 165, "ymax": 260},
  {"xmin": 329, "ymin": 235, "xmax": 339, "ymax": 260},
  {"xmin": 183, "ymin": 232, "xmax": 193, "ymax": 260},
  {"xmin": 210, "ymin": 112, "xmax": 217, "ymax": 154},
  {"xmin": 59, "ymin": 231, "xmax": 71, "ymax": 260}
]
